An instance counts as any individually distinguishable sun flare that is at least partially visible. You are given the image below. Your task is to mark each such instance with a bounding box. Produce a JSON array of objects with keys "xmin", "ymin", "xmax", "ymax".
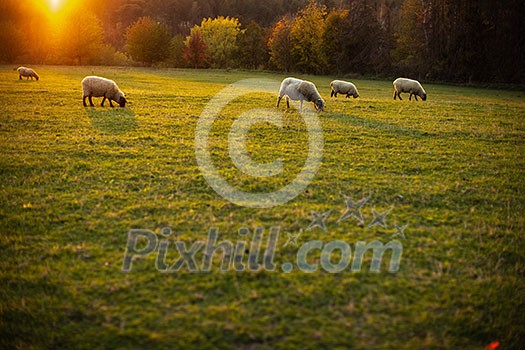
[
  {"xmin": 48, "ymin": 0, "xmax": 62, "ymax": 12},
  {"xmin": 39, "ymin": 0, "xmax": 79, "ymax": 15}
]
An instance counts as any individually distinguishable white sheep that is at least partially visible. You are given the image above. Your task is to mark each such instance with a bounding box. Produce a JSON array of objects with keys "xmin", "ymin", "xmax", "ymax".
[
  {"xmin": 330, "ymin": 80, "xmax": 359, "ymax": 98},
  {"xmin": 15, "ymin": 66, "xmax": 39, "ymax": 81},
  {"xmin": 81, "ymin": 76, "xmax": 127, "ymax": 108},
  {"xmin": 393, "ymin": 78, "xmax": 427, "ymax": 101},
  {"xmin": 276, "ymin": 77, "xmax": 325, "ymax": 112}
]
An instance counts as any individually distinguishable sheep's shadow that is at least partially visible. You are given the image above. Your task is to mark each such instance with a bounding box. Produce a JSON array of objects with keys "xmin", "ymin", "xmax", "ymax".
[
  {"xmin": 85, "ymin": 107, "xmax": 137, "ymax": 134},
  {"xmin": 330, "ymin": 113, "xmax": 434, "ymax": 138}
]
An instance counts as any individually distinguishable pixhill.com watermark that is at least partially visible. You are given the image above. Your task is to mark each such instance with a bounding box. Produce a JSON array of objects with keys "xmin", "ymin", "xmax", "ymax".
[{"xmin": 122, "ymin": 226, "xmax": 402, "ymax": 274}]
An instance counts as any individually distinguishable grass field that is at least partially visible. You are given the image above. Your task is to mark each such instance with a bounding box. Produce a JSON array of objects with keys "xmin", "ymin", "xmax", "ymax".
[{"xmin": 1, "ymin": 65, "xmax": 524, "ymax": 349}]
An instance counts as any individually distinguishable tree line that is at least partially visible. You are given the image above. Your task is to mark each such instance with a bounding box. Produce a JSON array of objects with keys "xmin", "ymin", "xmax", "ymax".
[{"xmin": 1, "ymin": 0, "xmax": 523, "ymax": 83}]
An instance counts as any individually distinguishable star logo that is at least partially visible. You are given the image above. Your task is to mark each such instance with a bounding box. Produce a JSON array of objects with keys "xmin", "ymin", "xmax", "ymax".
[
  {"xmin": 307, "ymin": 210, "xmax": 331, "ymax": 232},
  {"xmin": 283, "ymin": 230, "xmax": 302, "ymax": 247},
  {"xmin": 368, "ymin": 206, "xmax": 394, "ymax": 228},
  {"xmin": 337, "ymin": 194, "xmax": 371, "ymax": 224},
  {"xmin": 392, "ymin": 224, "xmax": 408, "ymax": 239}
]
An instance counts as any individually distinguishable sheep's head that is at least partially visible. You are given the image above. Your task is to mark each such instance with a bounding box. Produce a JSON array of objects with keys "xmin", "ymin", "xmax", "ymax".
[
  {"xmin": 314, "ymin": 98, "xmax": 325, "ymax": 112},
  {"xmin": 353, "ymin": 92, "xmax": 359, "ymax": 98},
  {"xmin": 119, "ymin": 96, "xmax": 127, "ymax": 108},
  {"xmin": 421, "ymin": 93, "xmax": 427, "ymax": 101}
]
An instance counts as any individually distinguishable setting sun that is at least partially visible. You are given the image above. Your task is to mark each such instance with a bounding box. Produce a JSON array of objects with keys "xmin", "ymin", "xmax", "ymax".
[
  {"xmin": 49, "ymin": 0, "xmax": 61, "ymax": 11},
  {"xmin": 33, "ymin": 0, "xmax": 77, "ymax": 16}
]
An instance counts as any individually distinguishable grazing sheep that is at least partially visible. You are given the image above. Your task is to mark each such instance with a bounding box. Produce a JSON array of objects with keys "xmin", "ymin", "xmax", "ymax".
[
  {"xmin": 276, "ymin": 77, "xmax": 325, "ymax": 112},
  {"xmin": 393, "ymin": 78, "xmax": 427, "ymax": 101},
  {"xmin": 330, "ymin": 80, "xmax": 359, "ymax": 98},
  {"xmin": 15, "ymin": 67, "xmax": 39, "ymax": 81},
  {"xmin": 81, "ymin": 76, "xmax": 127, "ymax": 108}
]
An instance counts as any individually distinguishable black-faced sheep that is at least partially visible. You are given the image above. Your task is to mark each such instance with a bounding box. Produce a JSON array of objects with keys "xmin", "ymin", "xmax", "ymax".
[
  {"xmin": 330, "ymin": 80, "xmax": 359, "ymax": 98},
  {"xmin": 82, "ymin": 76, "xmax": 127, "ymax": 108},
  {"xmin": 276, "ymin": 77, "xmax": 325, "ymax": 112},
  {"xmin": 393, "ymin": 78, "xmax": 427, "ymax": 101},
  {"xmin": 15, "ymin": 67, "xmax": 39, "ymax": 81}
]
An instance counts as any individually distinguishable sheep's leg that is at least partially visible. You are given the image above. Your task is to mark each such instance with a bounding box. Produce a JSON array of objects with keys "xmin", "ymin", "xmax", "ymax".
[
  {"xmin": 19, "ymin": 75, "xmax": 22, "ymax": 80},
  {"xmin": 286, "ymin": 96, "xmax": 290, "ymax": 109},
  {"xmin": 88, "ymin": 96, "xmax": 95, "ymax": 107},
  {"xmin": 393, "ymin": 91, "xmax": 397, "ymax": 100},
  {"xmin": 409, "ymin": 93, "xmax": 412, "ymax": 101},
  {"xmin": 276, "ymin": 96, "xmax": 282, "ymax": 108},
  {"xmin": 330, "ymin": 90, "xmax": 334, "ymax": 98},
  {"xmin": 83, "ymin": 96, "xmax": 87, "ymax": 107},
  {"xmin": 101, "ymin": 97, "xmax": 106, "ymax": 107},
  {"xmin": 398, "ymin": 92, "xmax": 403, "ymax": 100},
  {"xmin": 299, "ymin": 100, "xmax": 303, "ymax": 112},
  {"xmin": 109, "ymin": 99, "xmax": 115, "ymax": 108},
  {"xmin": 414, "ymin": 95, "xmax": 419, "ymax": 101}
]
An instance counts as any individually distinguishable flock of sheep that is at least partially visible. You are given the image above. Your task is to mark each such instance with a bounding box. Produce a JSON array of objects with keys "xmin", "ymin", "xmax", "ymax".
[
  {"xmin": 15, "ymin": 66, "xmax": 428, "ymax": 111},
  {"xmin": 277, "ymin": 76, "xmax": 427, "ymax": 112}
]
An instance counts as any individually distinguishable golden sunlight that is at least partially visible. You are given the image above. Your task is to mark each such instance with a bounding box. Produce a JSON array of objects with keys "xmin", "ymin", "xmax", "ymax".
[
  {"xmin": 33, "ymin": 0, "xmax": 78, "ymax": 16},
  {"xmin": 33, "ymin": 0, "xmax": 80, "ymax": 25},
  {"xmin": 49, "ymin": 0, "xmax": 62, "ymax": 12}
]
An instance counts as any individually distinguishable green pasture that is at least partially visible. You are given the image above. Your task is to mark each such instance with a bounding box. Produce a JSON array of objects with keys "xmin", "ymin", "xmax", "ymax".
[{"xmin": 0, "ymin": 66, "xmax": 524, "ymax": 349}]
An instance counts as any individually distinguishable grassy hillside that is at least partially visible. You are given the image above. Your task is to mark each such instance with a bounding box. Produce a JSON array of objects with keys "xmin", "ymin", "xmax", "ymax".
[{"xmin": 1, "ymin": 66, "xmax": 524, "ymax": 349}]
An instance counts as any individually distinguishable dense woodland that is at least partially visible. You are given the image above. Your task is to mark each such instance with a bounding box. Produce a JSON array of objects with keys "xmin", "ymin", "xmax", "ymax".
[{"xmin": 1, "ymin": 0, "xmax": 524, "ymax": 83}]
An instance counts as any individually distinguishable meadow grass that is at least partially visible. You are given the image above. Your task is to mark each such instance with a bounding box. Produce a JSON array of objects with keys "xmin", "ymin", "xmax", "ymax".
[{"xmin": 0, "ymin": 65, "xmax": 524, "ymax": 349}]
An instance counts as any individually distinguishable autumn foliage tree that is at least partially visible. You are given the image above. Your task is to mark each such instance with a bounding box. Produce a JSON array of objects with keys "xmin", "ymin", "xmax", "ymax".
[
  {"xmin": 267, "ymin": 16, "xmax": 293, "ymax": 72},
  {"xmin": 125, "ymin": 16, "xmax": 172, "ymax": 66},
  {"xmin": 321, "ymin": 9, "xmax": 348, "ymax": 74},
  {"xmin": 183, "ymin": 28, "xmax": 208, "ymax": 68},
  {"xmin": 193, "ymin": 16, "xmax": 243, "ymax": 68},
  {"xmin": 289, "ymin": 1, "xmax": 327, "ymax": 74}
]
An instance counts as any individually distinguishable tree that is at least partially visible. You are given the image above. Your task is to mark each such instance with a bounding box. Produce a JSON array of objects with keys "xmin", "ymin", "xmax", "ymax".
[
  {"xmin": 267, "ymin": 16, "xmax": 294, "ymax": 72},
  {"xmin": 183, "ymin": 28, "xmax": 208, "ymax": 68},
  {"xmin": 193, "ymin": 16, "xmax": 243, "ymax": 68},
  {"xmin": 0, "ymin": 21, "xmax": 27, "ymax": 63},
  {"xmin": 322, "ymin": 9, "xmax": 348, "ymax": 73},
  {"xmin": 337, "ymin": 0, "xmax": 391, "ymax": 75},
  {"xmin": 289, "ymin": 1, "xmax": 328, "ymax": 74},
  {"xmin": 167, "ymin": 34, "xmax": 186, "ymax": 67},
  {"xmin": 392, "ymin": 0, "xmax": 429, "ymax": 78},
  {"xmin": 57, "ymin": 10, "xmax": 105, "ymax": 65},
  {"xmin": 125, "ymin": 16, "xmax": 172, "ymax": 65},
  {"xmin": 237, "ymin": 21, "xmax": 269, "ymax": 69}
]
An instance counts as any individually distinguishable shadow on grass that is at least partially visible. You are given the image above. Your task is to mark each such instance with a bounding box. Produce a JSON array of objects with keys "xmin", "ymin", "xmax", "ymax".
[
  {"xmin": 331, "ymin": 113, "xmax": 434, "ymax": 138},
  {"xmin": 85, "ymin": 107, "xmax": 137, "ymax": 134}
]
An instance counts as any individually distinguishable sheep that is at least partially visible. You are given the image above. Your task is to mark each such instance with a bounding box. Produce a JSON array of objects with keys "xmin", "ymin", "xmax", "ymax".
[
  {"xmin": 81, "ymin": 76, "xmax": 127, "ymax": 108},
  {"xmin": 15, "ymin": 66, "xmax": 39, "ymax": 81},
  {"xmin": 330, "ymin": 80, "xmax": 359, "ymax": 99},
  {"xmin": 393, "ymin": 78, "xmax": 427, "ymax": 101},
  {"xmin": 276, "ymin": 77, "xmax": 325, "ymax": 112}
]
